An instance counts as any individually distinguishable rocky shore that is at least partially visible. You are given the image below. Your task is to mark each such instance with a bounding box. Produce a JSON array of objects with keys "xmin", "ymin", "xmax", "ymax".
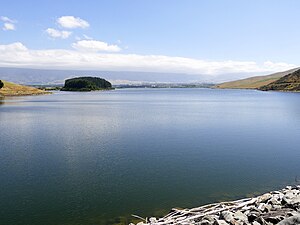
[{"xmin": 132, "ymin": 186, "xmax": 300, "ymax": 225}]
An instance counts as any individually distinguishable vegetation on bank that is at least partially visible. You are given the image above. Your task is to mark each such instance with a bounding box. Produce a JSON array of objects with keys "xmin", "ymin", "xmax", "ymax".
[
  {"xmin": 0, "ymin": 80, "xmax": 3, "ymax": 89},
  {"xmin": 214, "ymin": 68, "xmax": 299, "ymax": 90},
  {"xmin": 61, "ymin": 77, "xmax": 112, "ymax": 92},
  {"xmin": 0, "ymin": 80, "xmax": 49, "ymax": 96},
  {"xmin": 259, "ymin": 68, "xmax": 300, "ymax": 91}
]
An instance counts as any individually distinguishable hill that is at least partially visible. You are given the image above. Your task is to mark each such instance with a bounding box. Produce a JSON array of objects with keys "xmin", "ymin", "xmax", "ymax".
[
  {"xmin": 0, "ymin": 67, "xmax": 211, "ymax": 85},
  {"xmin": 61, "ymin": 77, "xmax": 112, "ymax": 91},
  {"xmin": 0, "ymin": 80, "xmax": 49, "ymax": 96},
  {"xmin": 259, "ymin": 68, "xmax": 300, "ymax": 91},
  {"xmin": 214, "ymin": 68, "xmax": 299, "ymax": 89}
]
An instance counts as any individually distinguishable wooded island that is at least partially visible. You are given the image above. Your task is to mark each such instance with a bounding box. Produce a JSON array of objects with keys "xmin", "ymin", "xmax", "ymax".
[{"xmin": 61, "ymin": 77, "xmax": 112, "ymax": 92}]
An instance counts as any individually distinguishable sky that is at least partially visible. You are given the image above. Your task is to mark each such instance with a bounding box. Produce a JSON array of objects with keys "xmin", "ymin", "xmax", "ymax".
[{"xmin": 0, "ymin": 0, "xmax": 299, "ymax": 80}]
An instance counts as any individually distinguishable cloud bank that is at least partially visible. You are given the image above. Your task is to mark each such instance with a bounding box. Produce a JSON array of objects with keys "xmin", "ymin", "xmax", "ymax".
[{"xmin": 0, "ymin": 42, "xmax": 296, "ymax": 78}]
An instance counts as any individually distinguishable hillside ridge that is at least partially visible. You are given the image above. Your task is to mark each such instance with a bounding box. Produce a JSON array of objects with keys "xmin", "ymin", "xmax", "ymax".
[
  {"xmin": 215, "ymin": 68, "xmax": 299, "ymax": 89},
  {"xmin": 0, "ymin": 80, "xmax": 49, "ymax": 96},
  {"xmin": 259, "ymin": 68, "xmax": 300, "ymax": 91}
]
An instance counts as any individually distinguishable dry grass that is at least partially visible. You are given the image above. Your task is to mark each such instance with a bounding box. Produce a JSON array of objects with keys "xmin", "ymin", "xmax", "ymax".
[
  {"xmin": 0, "ymin": 80, "xmax": 50, "ymax": 96},
  {"xmin": 214, "ymin": 67, "xmax": 299, "ymax": 90},
  {"xmin": 215, "ymin": 74, "xmax": 283, "ymax": 89}
]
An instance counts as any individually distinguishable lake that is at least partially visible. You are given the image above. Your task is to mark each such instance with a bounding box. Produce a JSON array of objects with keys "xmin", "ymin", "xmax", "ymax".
[{"xmin": 1, "ymin": 88, "xmax": 300, "ymax": 225}]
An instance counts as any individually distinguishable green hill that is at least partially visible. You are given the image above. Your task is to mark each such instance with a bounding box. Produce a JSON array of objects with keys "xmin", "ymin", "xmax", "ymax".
[
  {"xmin": 259, "ymin": 68, "xmax": 300, "ymax": 91},
  {"xmin": 0, "ymin": 80, "xmax": 49, "ymax": 96},
  {"xmin": 214, "ymin": 68, "xmax": 299, "ymax": 89},
  {"xmin": 61, "ymin": 77, "xmax": 112, "ymax": 91}
]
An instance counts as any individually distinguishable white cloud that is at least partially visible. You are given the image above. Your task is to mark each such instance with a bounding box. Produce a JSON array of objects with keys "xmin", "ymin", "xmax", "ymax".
[
  {"xmin": 72, "ymin": 40, "xmax": 121, "ymax": 52},
  {"xmin": 83, "ymin": 34, "xmax": 93, "ymax": 40},
  {"xmin": 0, "ymin": 42, "xmax": 296, "ymax": 80},
  {"xmin": 1, "ymin": 16, "xmax": 16, "ymax": 23},
  {"xmin": 46, "ymin": 28, "xmax": 72, "ymax": 39},
  {"xmin": 1, "ymin": 16, "xmax": 17, "ymax": 31},
  {"xmin": 3, "ymin": 23, "xmax": 15, "ymax": 31},
  {"xmin": 57, "ymin": 16, "xmax": 89, "ymax": 29}
]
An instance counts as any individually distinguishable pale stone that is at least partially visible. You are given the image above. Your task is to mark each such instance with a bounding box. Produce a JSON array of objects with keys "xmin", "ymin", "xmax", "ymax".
[
  {"xmin": 234, "ymin": 210, "xmax": 248, "ymax": 222},
  {"xmin": 213, "ymin": 219, "xmax": 229, "ymax": 225}
]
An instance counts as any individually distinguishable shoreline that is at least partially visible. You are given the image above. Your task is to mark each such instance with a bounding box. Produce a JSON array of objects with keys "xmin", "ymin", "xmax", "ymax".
[
  {"xmin": 214, "ymin": 86, "xmax": 300, "ymax": 93},
  {"xmin": 131, "ymin": 185, "xmax": 300, "ymax": 225},
  {"xmin": 0, "ymin": 80, "xmax": 51, "ymax": 97},
  {"xmin": 0, "ymin": 91, "xmax": 51, "ymax": 97}
]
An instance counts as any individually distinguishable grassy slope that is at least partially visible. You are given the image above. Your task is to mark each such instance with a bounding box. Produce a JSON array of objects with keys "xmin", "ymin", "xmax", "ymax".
[
  {"xmin": 259, "ymin": 68, "xmax": 300, "ymax": 91},
  {"xmin": 214, "ymin": 68, "xmax": 299, "ymax": 89},
  {"xmin": 0, "ymin": 80, "xmax": 49, "ymax": 96}
]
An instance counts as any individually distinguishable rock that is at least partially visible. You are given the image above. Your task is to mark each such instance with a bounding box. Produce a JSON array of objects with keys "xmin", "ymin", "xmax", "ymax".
[
  {"xmin": 288, "ymin": 211, "xmax": 300, "ymax": 217},
  {"xmin": 234, "ymin": 210, "xmax": 248, "ymax": 222},
  {"xmin": 252, "ymin": 221, "xmax": 261, "ymax": 225},
  {"xmin": 149, "ymin": 217, "xmax": 157, "ymax": 223},
  {"xmin": 244, "ymin": 210, "xmax": 251, "ymax": 216},
  {"xmin": 267, "ymin": 196, "xmax": 281, "ymax": 205},
  {"xmin": 202, "ymin": 215, "xmax": 217, "ymax": 223},
  {"xmin": 255, "ymin": 217, "xmax": 268, "ymax": 225},
  {"xmin": 220, "ymin": 211, "xmax": 234, "ymax": 223},
  {"xmin": 285, "ymin": 190, "xmax": 296, "ymax": 199},
  {"xmin": 131, "ymin": 186, "xmax": 300, "ymax": 225},
  {"xmin": 257, "ymin": 203, "xmax": 267, "ymax": 212},
  {"xmin": 290, "ymin": 196, "xmax": 300, "ymax": 204},
  {"xmin": 264, "ymin": 204, "xmax": 272, "ymax": 212},
  {"xmin": 277, "ymin": 215, "xmax": 300, "ymax": 225},
  {"xmin": 272, "ymin": 204, "xmax": 282, "ymax": 210},
  {"xmin": 258, "ymin": 193, "xmax": 272, "ymax": 203},
  {"xmin": 264, "ymin": 215, "xmax": 284, "ymax": 224},
  {"xmin": 199, "ymin": 220, "xmax": 213, "ymax": 225},
  {"xmin": 213, "ymin": 219, "xmax": 229, "ymax": 225},
  {"xmin": 282, "ymin": 196, "xmax": 291, "ymax": 204},
  {"xmin": 248, "ymin": 211, "xmax": 260, "ymax": 222},
  {"xmin": 282, "ymin": 195, "xmax": 300, "ymax": 209}
]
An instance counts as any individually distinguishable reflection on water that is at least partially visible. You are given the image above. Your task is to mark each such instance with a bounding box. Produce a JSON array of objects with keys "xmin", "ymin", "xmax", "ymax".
[
  {"xmin": 0, "ymin": 97, "xmax": 4, "ymax": 105},
  {"xmin": 0, "ymin": 89, "xmax": 300, "ymax": 225}
]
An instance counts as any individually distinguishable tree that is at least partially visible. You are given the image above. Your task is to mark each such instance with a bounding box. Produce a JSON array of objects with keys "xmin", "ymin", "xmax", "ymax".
[
  {"xmin": 0, "ymin": 80, "xmax": 3, "ymax": 89},
  {"xmin": 61, "ymin": 77, "xmax": 112, "ymax": 91}
]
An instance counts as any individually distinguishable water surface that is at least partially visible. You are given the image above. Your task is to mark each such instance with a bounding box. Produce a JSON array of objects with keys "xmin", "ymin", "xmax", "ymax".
[{"xmin": 1, "ymin": 88, "xmax": 300, "ymax": 225}]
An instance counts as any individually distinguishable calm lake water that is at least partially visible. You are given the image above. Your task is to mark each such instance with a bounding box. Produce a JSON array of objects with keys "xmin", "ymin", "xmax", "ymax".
[{"xmin": 1, "ymin": 88, "xmax": 300, "ymax": 225}]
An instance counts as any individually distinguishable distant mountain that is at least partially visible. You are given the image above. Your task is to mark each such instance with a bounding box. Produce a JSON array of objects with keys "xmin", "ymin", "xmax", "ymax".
[
  {"xmin": 0, "ymin": 66, "xmax": 276, "ymax": 85},
  {"xmin": 214, "ymin": 68, "xmax": 299, "ymax": 89},
  {"xmin": 259, "ymin": 68, "xmax": 300, "ymax": 91},
  {"xmin": 0, "ymin": 67, "xmax": 212, "ymax": 85},
  {"xmin": 0, "ymin": 80, "xmax": 49, "ymax": 96}
]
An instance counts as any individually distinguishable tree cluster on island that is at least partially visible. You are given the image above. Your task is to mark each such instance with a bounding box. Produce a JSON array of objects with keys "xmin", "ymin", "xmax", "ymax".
[
  {"xmin": 61, "ymin": 77, "xmax": 112, "ymax": 92},
  {"xmin": 0, "ymin": 80, "xmax": 3, "ymax": 89}
]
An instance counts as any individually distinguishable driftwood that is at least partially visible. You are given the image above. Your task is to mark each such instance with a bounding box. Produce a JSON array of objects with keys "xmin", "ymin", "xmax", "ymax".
[{"xmin": 131, "ymin": 186, "xmax": 300, "ymax": 225}]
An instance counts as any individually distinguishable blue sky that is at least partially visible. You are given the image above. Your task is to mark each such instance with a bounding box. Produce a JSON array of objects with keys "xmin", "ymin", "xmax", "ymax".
[{"xmin": 0, "ymin": 0, "xmax": 299, "ymax": 80}]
